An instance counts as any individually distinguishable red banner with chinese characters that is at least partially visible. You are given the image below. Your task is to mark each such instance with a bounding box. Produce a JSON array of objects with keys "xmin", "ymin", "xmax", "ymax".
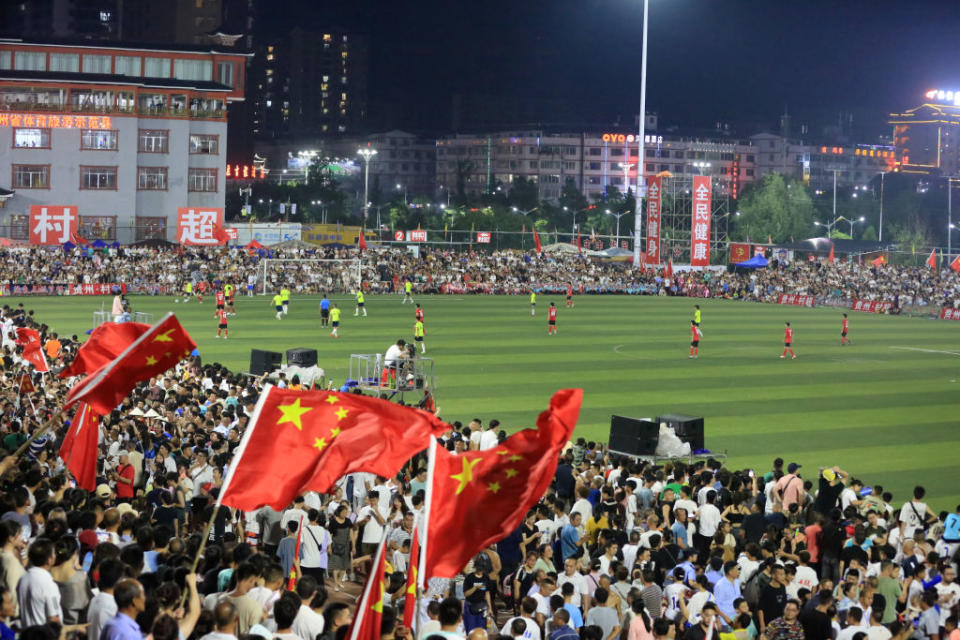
[
  {"xmin": 645, "ymin": 176, "xmax": 662, "ymax": 264},
  {"xmin": 408, "ymin": 230, "xmax": 427, "ymax": 242},
  {"xmin": 851, "ymin": 299, "xmax": 894, "ymax": 313},
  {"xmin": 777, "ymin": 294, "xmax": 815, "ymax": 307},
  {"xmin": 691, "ymin": 176, "xmax": 711, "ymax": 267},
  {"xmin": 729, "ymin": 242, "xmax": 751, "ymax": 263},
  {"xmin": 177, "ymin": 208, "xmax": 223, "ymax": 245},
  {"xmin": 29, "ymin": 206, "xmax": 78, "ymax": 245},
  {"xmin": 1, "ymin": 283, "xmax": 127, "ymax": 296},
  {"xmin": 940, "ymin": 308, "xmax": 960, "ymax": 320},
  {"xmin": 476, "ymin": 232, "xmax": 491, "ymax": 244},
  {"xmin": 0, "ymin": 113, "xmax": 112, "ymax": 130}
]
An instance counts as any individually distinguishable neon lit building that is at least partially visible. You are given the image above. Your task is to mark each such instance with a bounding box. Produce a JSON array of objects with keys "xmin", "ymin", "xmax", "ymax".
[
  {"xmin": 889, "ymin": 89, "xmax": 960, "ymax": 177},
  {"xmin": 0, "ymin": 38, "xmax": 250, "ymax": 242}
]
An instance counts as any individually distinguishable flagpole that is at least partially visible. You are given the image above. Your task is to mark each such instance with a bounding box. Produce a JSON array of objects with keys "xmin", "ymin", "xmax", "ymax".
[
  {"xmin": 417, "ymin": 436, "xmax": 437, "ymax": 592},
  {"xmin": 10, "ymin": 406, "xmax": 65, "ymax": 460},
  {"xmin": 179, "ymin": 503, "xmax": 220, "ymax": 608},
  {"xmin": 347, "ymin": 533, "xmax": 389, "ymax": 640}
]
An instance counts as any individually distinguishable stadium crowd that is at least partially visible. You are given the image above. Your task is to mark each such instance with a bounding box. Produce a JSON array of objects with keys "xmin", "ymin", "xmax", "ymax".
[
  {"xmin": 0, "ymin": 301, "xmax": 958, "ymax": 640},
  {"xmin": 1, "ymin": 246, "xmax": 959, "ymax": 311}
]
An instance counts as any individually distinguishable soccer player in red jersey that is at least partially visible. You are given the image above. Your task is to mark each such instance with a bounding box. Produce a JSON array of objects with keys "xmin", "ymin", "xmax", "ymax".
[
  {"xmin": 566, "ymin": 284, "xmax": 575, "ymax": 308},
  {"xmin": 781, "ymin": 321, "xmax": 796, "ymax": 359},
  {"xmin": 215, "ymin": 289, "xmax": 225, "ymax": 312},
  {"xmin": 547, "ymin": 302, "xmax": 558, "ymax": 335},
  {"xmin": 689, "ymin": 320, "xmax": 702, "ymax": 358},
  {"xmin": 196, "ymin": 280, "xmax": 205, "ymax": 303},
  {"xmin": 215, "ymin": 308, "xmax": 228, "ymax": 339},
  {"xmin": 841, "ymin": 313, "xmax": 850, "ymax": 345},
  {"xmin": 415, "ymin": 303, "xmax": 424, "ymax": 324}
]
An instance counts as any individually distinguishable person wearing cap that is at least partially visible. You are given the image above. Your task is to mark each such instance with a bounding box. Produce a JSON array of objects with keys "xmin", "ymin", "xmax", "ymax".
[
  {"xmin": 814, "ymin": 466, "xmax": 849, "ymax": 515},
  {"xmin": 774, "ymin": 464, "xmax": 804, "ymax": 512},
  {"xmin": 713, "ymin": 561, "xmax": 742, "ymax": 622}
]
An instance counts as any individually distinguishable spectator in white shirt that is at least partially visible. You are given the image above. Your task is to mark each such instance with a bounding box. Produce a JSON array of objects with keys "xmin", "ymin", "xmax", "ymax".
[
  {"xmin": 291, "ymin": 576, "xmax": 326, "ymax": 640},
  {"xmin": 87, "ymin": 558, "xmax": 125, "ymax": 640},
  {"xmin": 17, "ymin": 538, "xmax": 62, "ymax": 627}
]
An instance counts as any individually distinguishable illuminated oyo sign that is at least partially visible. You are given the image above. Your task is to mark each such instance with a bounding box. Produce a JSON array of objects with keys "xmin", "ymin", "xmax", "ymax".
[
  {"xmin": 0, "ymin": 113, "xmax": 112, "ymax": 129},
  {"xmin": 601, "ymin": 133, "xmax": 663, "ymax": 144},
  {"xmin": 924, "ymin": 89, "xmax": 960, "ymax": 106}
]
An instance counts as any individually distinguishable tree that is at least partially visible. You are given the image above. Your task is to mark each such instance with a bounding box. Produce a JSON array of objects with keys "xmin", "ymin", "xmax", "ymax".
[
  {"xmin": 860, "ymin": 225, "xmax": 878, "ymax": 242},
  {"xmin": 733, "ymin": 174, "xmax": 815, "ymax": 243}
]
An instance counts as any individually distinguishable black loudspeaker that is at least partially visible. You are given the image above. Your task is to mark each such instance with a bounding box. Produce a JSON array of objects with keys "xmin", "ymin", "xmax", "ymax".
[
  {"xmin": 250, "ymin": 349, "xmax": 282, "ymax": 375},
  {"xmin": 658, "ymin": 414, "xmax": 705, "ymax": 450},
  {"xmin": 608, "ymin": 415, "xmax": 660, "ymax": 456},
  {"xmin": 286, "ymin": 348, "xmax": 318, "ymax": 367}
]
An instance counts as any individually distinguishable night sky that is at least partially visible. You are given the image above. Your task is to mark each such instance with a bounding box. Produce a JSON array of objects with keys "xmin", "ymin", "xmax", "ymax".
[{"xmin": 262, "ymin": 0, "xmax": 960, "ymax": 137}]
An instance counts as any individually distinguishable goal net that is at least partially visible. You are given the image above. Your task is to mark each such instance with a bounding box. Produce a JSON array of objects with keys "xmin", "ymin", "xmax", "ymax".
[{"xmin": 258, "ymin": 258, "xmax": 363, "ymax": 295}]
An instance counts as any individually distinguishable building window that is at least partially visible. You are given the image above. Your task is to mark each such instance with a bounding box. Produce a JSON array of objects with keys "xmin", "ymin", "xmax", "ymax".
[
  {"xmin": 137, "ymin": 166, "xmax": 167, "ymax": 190},
  {"xmin": 80, "ymin": 166, "xmax": 117, "ymax": 190},
  {"xmin": 139, "ymin": 129, "xmax": 168, "ymax": 153},
  {"xmin": 746, "ymin": 169, "xmax": 755, "ymax": 176},
  {"xmin": 173, "ymin": 59, "xmax": 212, "ymax": 81},
  {"xmin": 216, "ymin": 61, "xmax": 234, "ymax": 87},
  {"xmin": 746, "ymin": 155, "xmax": 755, "ymax": 162},
  {"xmin": 0, "ymin": 52, "xmax": 10, "ymax": 70},
  {"xmin": 12, "ymin": 164, "xmax": 50, "ymax": 189},
  {"xmin": 115, "ymin": 56, "xmax": 141, "ymax": 76},
  {"xmin": 588, "ymin": 148, "xmax": 601, "ymax": 156},
  {"xmin": 645, "ymin": 163, "xmax": 655, "ymax": 172},
  {"xmin": 189, "ymin": 134, "xmax": 218, "ymax": 154},
  {"xmin": 14, "ymin": 51, "xmax": 46, "ymax": 71},
  {"xmin": 49, "ymin": 53, "xmax": 79, "ymax": 72},
  {"xmin": 81, "ymin": 129, "xmax": 118, "ymax": 150},
  {"xmin": 144, "ymin": 57, "xmax": 170, "ymax": 78},
  {"xmin": 82, "ymin": 54, "xmax": 111, "ymax": 74},
  {"xmin": 188, "ymin": 168, "xmax": 217, "ymax": 192},
  {"xmin": 13, "ymin": 128, "xmax": 51, "ymax": 149}
]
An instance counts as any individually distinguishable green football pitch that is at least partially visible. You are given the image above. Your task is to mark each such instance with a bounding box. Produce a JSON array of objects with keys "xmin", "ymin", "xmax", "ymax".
[{"xmin": 11, "ymin": 293, "xmax": 959, "ymax": 511}]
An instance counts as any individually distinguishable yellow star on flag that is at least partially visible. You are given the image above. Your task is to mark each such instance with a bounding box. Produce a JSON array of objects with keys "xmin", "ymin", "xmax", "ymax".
[
  {"xmin": 153, "ymin": 329, "xmax": 175, "ymax": 342},
  {"xmin": 504, "ymin": 468, "xmax": 518, "ymax": 479},
  {"xmin": 330, "ymin": 426, "xmax": 341, "ymax": 438},
  {"xmin": 371, "ymin": 580, "xmax": 386, "ymax": 613},
  {"xmin": 508, "ymin": 454, "xmax": 522, "ymax": 462},
  {"xmin": 145, "ymin": 355, "xmax": 158, "ymax": 366},
  {"xmin": 450, "ymin": 456, "xmax": 481, "ymax": 495},
  {"xmin": 495, "ymin": 450, "xmax": 509, "ymax": 456},
  {"xmin": 488, "ymin": 481, "xmax": 501, "ymax": 494},
  {"xmin": 406, "ymin": 567, "xmax": 418, "ymax": 595},
  {"xmin": 335, "ymin": 407, "xmax": 349, "ymax": 420},
  {"xmin": 325, "ymin": 395, "xmax": 339, "ymax": 404},
  {"xmin": 277, "ymin": 398, "xmax": 313, "ymax": 431},
  {"xmin": 313, "ymin": 437, "xmax": 327, "ymax": 452}
]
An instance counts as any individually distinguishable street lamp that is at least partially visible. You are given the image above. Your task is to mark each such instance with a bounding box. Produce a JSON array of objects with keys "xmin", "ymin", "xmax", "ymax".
[
  {"xmin": 605, "ymin": 208, "xmax": 628, "ymax": 247},
  {"xmin": 357, "ymin": 147, "xmax": 377, "ymax": 222},
  {"xmin": 633, "ymin": 0, "xmax": 649, "ymax": 268},
  {"xmin": 396, "ymin": 183, "xmax": 407, "ymax": 205},
  {"xmin": 878, "ymin": 171, "xmax": 887, "ymax": 242},
  {"xmin": 848, "ymin": 216, "xmax": 865, "ymax": 238},
  {"xmin": 512, "ymin": 206, "xmax": 538, "ymax": 216},
  {"xmin": 618, "ymin": 162, "xmax": 634, "ymax": 195}
]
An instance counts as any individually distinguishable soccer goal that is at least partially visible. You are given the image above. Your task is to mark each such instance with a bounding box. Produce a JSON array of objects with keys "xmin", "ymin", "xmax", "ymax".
[{"xmin": 259, "ymin": 258, "xmax": 363, "ymax": 295}]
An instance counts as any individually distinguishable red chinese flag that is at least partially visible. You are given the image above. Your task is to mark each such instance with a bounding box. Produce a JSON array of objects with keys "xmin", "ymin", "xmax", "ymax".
[
  {"xmin": 287, "ymin": 516, "xmax": 304, "ymax": 590},
  {"xmin": 828, "ymin": 244, "xmax": 835, "ymax": 263},
  {"xmin": 16, "ymin": 328, "xmax": 49, "ymax": 373},
  {"xmin": 532, "ymin": 228, "xmax": 542, "ymax": 253},
  {"xmin": 403, "ymin": 527, "xmax": 420, "ymax": 626},
  {"xmin": 576, "ymin": 231, "xmax": 582, "ymax": 254},
  {"xmin": 17, "ymin": 374, "xmax": 35, "ymax": 394},
  {"xmin": 59, "ymin": 403, "xmax": 100, "ymax": 491},
  {"xmin": 64, "ymin": 313, "xmax": 196, "ymax": 415},
  {"xmin": 217, "ymin": 387, "xmax": 451, "ymax": 511},
  {"xmin": 421, "ymin": 389, "xmax": 581, "ymax": 579},
  {"xmin": 15, "ymin": 327, "xmax": 41, "ymax": 348},
  {"xmin": 872, "ymin": 255, "xmax": 886, "ymax": 267},
  {"xmin": 926, "ymin": 249, "xmax": 937, "ymax": 269},
  {"xmin": 59, "ymin": 322, "xmax": 151, "ymax": 378},
  {"xmin": 347, "ymin": 536, "xmax": 389, "ymax": 640},
  {"xmin": 951, "ymin": 254, "xmax": 960, "ymax": 273},
  {"xmin": 665, "ymin": 258, "xmax": 674, "ymax": 279},
  {"xmin": 70, "ymin": 231, "xmax": 89, "ymax": 245},
  {"xmin": 213, "ymin": 225, "xmax": 231, "ymax": 245},
  {"xmin": 358, "ymin": 231, "xmax": 368, "ymax": 251}
]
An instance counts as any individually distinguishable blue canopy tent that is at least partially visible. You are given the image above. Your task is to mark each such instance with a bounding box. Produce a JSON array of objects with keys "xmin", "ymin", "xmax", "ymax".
[
  {"xmin": 91, "ymin": 239, "xmax": 107, "ymax": 248},
  {"xmin": 736, "ymin": 254, "xmax": 768, "ymax": 268},
  {"xmin": 62, "ymin": 241, "xmax": 75, "ymax": 252}
]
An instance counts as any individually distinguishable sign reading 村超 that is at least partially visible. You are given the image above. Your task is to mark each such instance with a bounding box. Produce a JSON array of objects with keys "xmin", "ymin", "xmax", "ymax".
[
  {"xmin": 29, "ymin": 206, "xmax": 78, "ymax": 245},
  {"xmin": 177, "ymin": 208, "xmax": 223, "ymax": 246},
  {"xmin": 690, "ymin": 176, "xmax": 711, "ymax": 267}
]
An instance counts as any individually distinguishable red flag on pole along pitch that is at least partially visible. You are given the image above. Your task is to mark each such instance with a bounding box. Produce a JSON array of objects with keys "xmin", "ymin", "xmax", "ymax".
[
  {"xmin": 872, "ymin": 255, "xmax": 887, "ymax": 267},
  {"xmin": 403, "ymin": 526, "xmax": 420, "ymax": 627},
  {"xmin": 347, "ymin": 536, "xmax": 389, "ymax": 640},
  {"xmin": 421, "ymin": 389, "xmax": 581, "ymax": 579},
  {"xmin": 576, "ymin": 231, "xmax": 582, "ymax": 254},
  {"xmin": 951, "ymin": 254, "xmax": 960, "ymax": 273},
  {"xmin": 63, "ymin": 313, "xmax": 196, "ymax": 415},
  {"xmin": 358, "ymin": 230, "xmax": 368, "ymax": 251},
  {"xmin": 59, "ymin": 322, "xmax": 151, "ymax": 378},
  {"xmin": 59, "ymin": 403, "xmax": 100, "ymax": 491},
  {"xmin": 828, "ymin": 244, "xmax": 835, "ymax": 263},
  {"xmin": 926, "ymin": 249, "xmax": 937, "ymax": 269},
  {"xmin": 665, "ymin": 258, "xmax": 674, "ymax": 279},
  {"xmin": 532, "ymin": 227, "xmax": 542, "ymax": 253}
]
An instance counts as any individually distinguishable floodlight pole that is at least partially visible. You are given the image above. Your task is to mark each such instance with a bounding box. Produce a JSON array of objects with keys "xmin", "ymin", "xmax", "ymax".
[{"xmin": 633, "ymin": 0, "xmax": 649, "ymax": 268}]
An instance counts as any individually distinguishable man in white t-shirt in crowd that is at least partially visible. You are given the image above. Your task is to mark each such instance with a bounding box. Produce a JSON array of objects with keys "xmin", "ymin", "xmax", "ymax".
[
  {"xmin": 557, "ymin": 557, "xmax": 590, "ymax": 613},
  {"xmin": 17, "ymin": 539, "xmax": 63, "ymax": 627},
  {"xmin": 899, "ymin": 486, "xmax": 934, "ymax": 539},
  {"xmin": 793, "ymin": 550, "xmax": 820, "ymax": 593},
  {"xmin": 356, "ymin": 491, "xmax": 388, "ymax": 558}
]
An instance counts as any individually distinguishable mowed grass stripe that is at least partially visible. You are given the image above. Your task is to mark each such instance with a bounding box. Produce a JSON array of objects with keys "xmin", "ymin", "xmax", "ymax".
[{"xmin": 8, "ymin": 293, "xmax": 957, "ymax": 510}]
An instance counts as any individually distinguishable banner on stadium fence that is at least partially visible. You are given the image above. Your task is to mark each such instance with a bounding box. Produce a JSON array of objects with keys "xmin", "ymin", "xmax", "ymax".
[
  {"xmin": 476, "ymin": 232, "xmax": 491, "ymax": 244},
  {"xmin": 690, "ymin": 176, "xmax": 711, "ymax": 267},
  {"xmin": 754, "ymin": 245, "xmax": 767, "ymax": 257},
  {"xmin": 407, "ymin": 230, "xmax": 427, "ymax": 242},
  {"xmin": 777, "ymin": 294, "xmax": 814, "ymax": 307},
  {"xmin": 645, "ymin": 176, "xmax": 661, "ymax": 264},
  {"xmin": 232, "ymin": 223, "xmax": 301, "ymax": 246},
  {"xmin": 2, "ymin": 283, "xmax": 127, "ymax": 296},
  {"xmin": 29, "ymin": 205, "xmax": 78, "ymax": 245},
  {"xmin": 225, "ymin": 228, "xmax": 239, "ymax": 240},
  {"xmin": 177, "ymin": 208, "xmax": 223, "ymax": 245},
  {"xmin": 851, "ymin": 299, "xmax": 893, "ymax": 313},
  {"xmin": 938, "ymin": 308, "xmax": 960, "ymax": 320},
  {"xmin": 729, "ymin": 242, "xmax": 751, "ymax": 263}
]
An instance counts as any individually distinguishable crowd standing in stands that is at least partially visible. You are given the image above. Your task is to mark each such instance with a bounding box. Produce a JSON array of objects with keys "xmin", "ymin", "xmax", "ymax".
[
  {"xmin": 0, "ymin": 271, "xmax": 958, "ymax": 640},
  {"xmin": 1, "ymin": 246, "xmax": 959, "ymax": 311}
]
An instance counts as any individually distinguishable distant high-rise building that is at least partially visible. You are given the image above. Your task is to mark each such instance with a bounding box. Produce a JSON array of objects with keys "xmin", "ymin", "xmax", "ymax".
[
  {"xmin": 1, "ymin": 0, "xmax": 121, "ymax": 40},
  {"xmin": 249, "ymin": 26, "xmax": 367, "ymax": 141},
  {"xmin": 123, "ymin": 0, "xmax": 223, "ymax": 45}
]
